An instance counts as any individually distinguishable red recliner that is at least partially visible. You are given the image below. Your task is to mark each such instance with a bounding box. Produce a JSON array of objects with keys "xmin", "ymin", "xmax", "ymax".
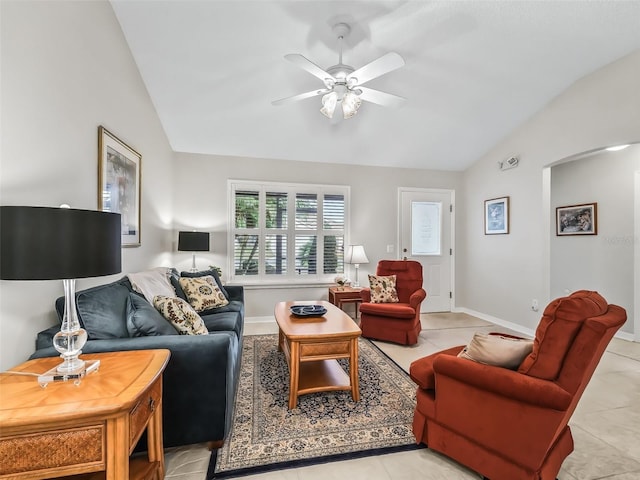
[
  {"xmin": 359, "ymin": 260, "xmax": 427, "ymax": 345},
  {"xmin": 409, "ymin": 290, "xmax": 627, "ymax": 480}
]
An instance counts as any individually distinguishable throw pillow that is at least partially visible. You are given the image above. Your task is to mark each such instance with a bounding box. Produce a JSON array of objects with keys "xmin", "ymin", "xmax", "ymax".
[
  {"xmin": 368, "ymin": 274, "xmax": 399, "ymax": 303},
  {"xmin": 153, "ymin": 295, "xmax": 208, "ymax": 335},
  {"xmin": 128, "ymin": 267, "xmax": 176, "ymax": 304},
  {"xmin": 126, "ymin": 293, "xmax": 178, "ymax": 337},
  {"xmin": 181, "ymin": 268, "xmax": 229, "ymax": 300},
  {"xmin": 73, "ymin": 281, "xmax": 131, "ymax": 339},
  {"xmin": 458, "ymin": 332, "xmax": 534, "ymax": 370},
  {"xmin": 178, "ymin": 276, "xmax": 229, "ymax": 312}
]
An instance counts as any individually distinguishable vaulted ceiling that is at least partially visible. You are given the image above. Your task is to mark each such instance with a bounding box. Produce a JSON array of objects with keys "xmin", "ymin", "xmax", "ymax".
[{"xmin": 111, "ymin": 1, "xmax": 640, "ymax": 171}]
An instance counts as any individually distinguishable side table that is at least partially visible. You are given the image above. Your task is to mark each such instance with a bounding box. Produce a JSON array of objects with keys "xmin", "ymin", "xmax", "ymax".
[
  {"xmin": 0, "ymin": 349, "xmax": 170, "ymax": 480},
  {"xmin": 328, "ymin": 286, "xmax": 363, "ymax": 318}
]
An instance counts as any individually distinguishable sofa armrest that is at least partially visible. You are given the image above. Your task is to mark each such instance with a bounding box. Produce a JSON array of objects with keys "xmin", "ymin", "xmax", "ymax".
[
  {"xmin": 409, "ymin": 346, "xmax": 464, "ymax": 389},
  {"xmin": 409, "ymin": 288, "xmax": 427, "ymax": 309},
  {"xmin": 433, "ymin": 354, "xmax": 572, "ymax": 410},
  {"xmin": 31, "ymin": 333, "xmax": 242, "ymax": 447},
  {"xmin": 360, "ymin": 288, "xmax": 371, "ymax": 302},
  {"xmin": 225, "ymin": 285, "xmax": 244, "ymax": 304}
]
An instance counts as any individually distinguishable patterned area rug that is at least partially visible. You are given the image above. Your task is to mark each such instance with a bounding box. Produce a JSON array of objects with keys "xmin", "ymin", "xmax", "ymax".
[{"xmin": 207, "ymin": 334, "xmax": 422, "ymax": 479}]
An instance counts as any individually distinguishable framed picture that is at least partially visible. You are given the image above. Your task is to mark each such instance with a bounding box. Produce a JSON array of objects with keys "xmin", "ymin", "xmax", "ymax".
[
  {"xmin": 98, "ymin": 126, "xmax": 141, "ymax": 247},
  {"xmin": 484, "ymin": 196, "xmax": 510, "ymax": 235},
  {"xmin": 556, "ymin": 203, "xmax": 597, "ymax": 236}
]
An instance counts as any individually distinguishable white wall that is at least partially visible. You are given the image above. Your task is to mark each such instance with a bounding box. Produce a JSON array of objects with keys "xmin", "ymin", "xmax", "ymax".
[
  {"xmin": 459, "ymin": 50, "xmax": 640, "ymax": 334},
  {"xmin": 550, "ymin": 146, "xmax": 639, "ymax": 334},
  {"xmin": 171, "ymin": 153, "xmax": 462, "ymax": 317},
  {"xmin": 0, "ymin": 1, "xmax": 175, "ymax": 369}
]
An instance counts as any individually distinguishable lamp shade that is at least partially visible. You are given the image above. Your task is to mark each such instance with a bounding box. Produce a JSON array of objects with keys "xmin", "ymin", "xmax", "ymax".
[
  {"xmin": 178, "ymin": 231, "xmax": 210, "ymax": 252},
  {"xmin": 0, "ymin": 206, "xmax": 122, "ymax": 280},
  {"xmin": 345, "ymin": 245, "xmax": 369, "ymax": 265}
]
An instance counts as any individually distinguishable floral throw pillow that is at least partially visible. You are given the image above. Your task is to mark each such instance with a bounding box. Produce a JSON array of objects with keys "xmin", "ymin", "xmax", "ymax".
[
  {"xmin": 178, "ymin": 276, "xmax": 229, "ymax": 312},
  {"xmin": 368, "ymin": 274, "xmax": 399, "ymax": 303},
  {"xmin": 153, "ymin": 295, "xmax": 208, "ymax": 335}
]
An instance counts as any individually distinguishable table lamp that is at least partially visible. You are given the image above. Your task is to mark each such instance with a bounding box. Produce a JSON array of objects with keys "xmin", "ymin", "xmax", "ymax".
[
  {"xmin": 1, "ymin": 206, "xmax": 121, "ymax": 382},
  {"xmin": 345, "ymin": 245, "xmax": 369, "ymax": 287},
  {"xmin": 178, "ymin": 231, "xmax": 210, "ymax": 272}
]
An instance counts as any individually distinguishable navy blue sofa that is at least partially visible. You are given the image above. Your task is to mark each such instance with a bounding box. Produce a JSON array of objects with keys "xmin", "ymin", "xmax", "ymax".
[{"xmin": 30, "ymin": 269, "xmax": 244, "ymax": 449}]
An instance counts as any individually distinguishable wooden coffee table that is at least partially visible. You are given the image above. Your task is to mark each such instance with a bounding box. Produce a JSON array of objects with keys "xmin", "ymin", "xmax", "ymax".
[{"xmin": 274, "ymin": 300, "xmax": 362, "ymax": 409}]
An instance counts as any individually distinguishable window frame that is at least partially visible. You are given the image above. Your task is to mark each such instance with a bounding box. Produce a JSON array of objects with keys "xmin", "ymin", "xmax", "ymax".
[{"xmin": 228, "ymin": 179, "xmax": 350, "ymax": 286}]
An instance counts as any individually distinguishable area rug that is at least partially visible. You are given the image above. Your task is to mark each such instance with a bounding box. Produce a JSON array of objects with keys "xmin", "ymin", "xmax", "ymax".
[{"xmin": 207, "ymin": 334, "xmax": 422, "ymax": 479}]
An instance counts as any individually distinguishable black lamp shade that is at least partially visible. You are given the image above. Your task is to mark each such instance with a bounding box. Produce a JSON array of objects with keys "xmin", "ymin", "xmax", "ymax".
[
  {"xmin": 178, "ymin": 231, "xmax": 210, "ymax": 252},
  {"xmin": 0, "ymin": 206, "xmax": 122, "ymax": 280}
]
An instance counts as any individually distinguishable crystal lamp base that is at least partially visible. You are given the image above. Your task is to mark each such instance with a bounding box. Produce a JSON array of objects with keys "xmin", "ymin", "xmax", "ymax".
[{"xmin": 38, "ymin": 359, "xmax": 100, "ymax": 387}]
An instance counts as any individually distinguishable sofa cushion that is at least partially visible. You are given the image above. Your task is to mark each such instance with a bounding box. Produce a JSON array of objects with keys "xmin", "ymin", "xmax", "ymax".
[
  {"xmin": 153, "ymin": 295, "xmax": 208, "ymax": 335},
  {"xmin": 126, "ymin": 293, "xmax": 178, "ymax": 337},
  {"xmin": 358, "ymin": 302, "xmax": 416, "ymax": 319},
  {"xmin": 75, "ymin": 281, "xmax": 131, "ymax": 339},
  {"xmin": 179, "ymin": 276, "xmax": 229, "ymax": 312},
  {"xmin": 368, "ymin": 274, "xmax": 399, "ymax": 303},
  {"xmin": 128, "ymin": 267, "xmax": 176, "ymax": 303},
  {"xmin": 518, "ymin": 290, "xmax": 608, "ymax": 380},
  {"xmin": 458, "ymin": 332, "xmax": 533, "ymax": 370},
  {"xmin": 201, "ymin": 311, "xmax": 243, "ymax": 337}
]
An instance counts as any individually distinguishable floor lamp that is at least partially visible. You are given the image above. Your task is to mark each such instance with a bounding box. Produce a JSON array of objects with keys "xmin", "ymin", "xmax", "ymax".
[
  {"xmin": 345, "ymin": 245, "xmax": 369, "ymax": 288},
  {"xmin": 0, "ymin": 206, "xmax": 121, "ymax": 383},
  {"xmin": 178, "ymin": 231, "xmax": 210, "ymax": 272}
]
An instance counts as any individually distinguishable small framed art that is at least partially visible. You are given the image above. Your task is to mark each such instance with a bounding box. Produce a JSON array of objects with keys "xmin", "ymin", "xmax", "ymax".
[
  {"xmin": 484, "ymin": 196, "xmax": 510, "ymax": 235},
  {"xmin": 556, "ymin": 203, "xmax": 597, "ymax": 236},
  {"xmin": 98, "ymin": 126, "xmax": 141, "ymax": 247}
]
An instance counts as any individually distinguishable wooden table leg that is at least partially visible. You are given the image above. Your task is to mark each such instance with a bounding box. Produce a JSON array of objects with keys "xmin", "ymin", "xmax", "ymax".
[
  {"xmin": 278, "ymin": 328, "xmax": 284, "ymax": 352},
  {"xmin": 147, "ymin": 397, "xmax": 164, "ymax": 480},
  {"xmin": 350, "ymin": 337, "xmax": 360, "ymax": 402},
  {"xmin": 107, "ymin": 416, "xmax": 129, "ymax": 480},
  {"xmin": 288, "ymin": 340, "xmax": 300, "ymax": 409}
]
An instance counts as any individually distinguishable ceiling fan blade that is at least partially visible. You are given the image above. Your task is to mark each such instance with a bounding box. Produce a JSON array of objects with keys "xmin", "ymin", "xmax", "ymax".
[
  {"xmin": 272, "ymin": 88, "xmax": 330, "ymax": 106},
  {"xmin": 357, "ymin": 86, "xmax": 406, "ymax": 108},
  {"xmin": 347, "ymin": 52, "xmax": 405, "ymax": 85},
  {"xmin": 284, "ymin": 54, "xmax": 335, "ymax": 82}
]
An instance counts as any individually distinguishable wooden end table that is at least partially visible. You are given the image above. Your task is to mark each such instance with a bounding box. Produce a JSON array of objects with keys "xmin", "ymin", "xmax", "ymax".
[
  {"xmin": 274, "ymin": 301, "xmax": 362, "ymax": 409},
  {"xmin": 0, "ymin": 349, "xmax": 170, "ymax": 480},
  {"xmin": 328, "ymin": 286, "xmax": 363, "ymax": 318}
]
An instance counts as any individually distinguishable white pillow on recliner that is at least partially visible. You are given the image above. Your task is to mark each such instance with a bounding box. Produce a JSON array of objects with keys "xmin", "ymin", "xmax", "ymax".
[{"xmin": 458, "ymin": 332, "xmax": 534, "ymax": 370}]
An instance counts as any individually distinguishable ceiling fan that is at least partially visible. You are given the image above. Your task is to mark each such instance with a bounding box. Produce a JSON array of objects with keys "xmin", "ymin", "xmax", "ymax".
[{"xmin": 272, "ymin": 22, "xmax": 406, "ymax": 120}]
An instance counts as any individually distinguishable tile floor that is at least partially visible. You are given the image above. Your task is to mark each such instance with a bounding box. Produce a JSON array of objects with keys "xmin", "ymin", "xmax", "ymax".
[{"xmin": 165, "ymin": 312, "xmax": 640, "ymax": 479}]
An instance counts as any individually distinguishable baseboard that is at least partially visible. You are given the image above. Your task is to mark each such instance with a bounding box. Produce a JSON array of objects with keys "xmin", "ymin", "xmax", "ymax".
[
  {"xmin": 455, "ymin": 307, "xmax": 636, "ymax": 342},
  {"xmin": 455, "ymin": 307, "xmax": 537, "ymax": 338},
  {"xmin": 615, "ymin": 330, "xmax": 635, "ymax": 342},
  {"xmin": 245, "ymin": 316, "xmax": 275, "ymax": 324}
]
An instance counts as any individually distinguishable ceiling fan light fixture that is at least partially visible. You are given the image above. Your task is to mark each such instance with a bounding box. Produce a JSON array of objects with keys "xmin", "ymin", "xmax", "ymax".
[
  {"xmin": 342, "ymin": 91, "xmax": 362, "ymax": 119},
  {"xmin": 320, "ymin": 92, "xmax": 337, "ymax": 118}
]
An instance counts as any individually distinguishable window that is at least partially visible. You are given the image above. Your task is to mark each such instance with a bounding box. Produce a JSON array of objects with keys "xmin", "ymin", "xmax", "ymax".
[{"xmin": 229, "ymin": 180, "xmax": 349, "ymax": 284}]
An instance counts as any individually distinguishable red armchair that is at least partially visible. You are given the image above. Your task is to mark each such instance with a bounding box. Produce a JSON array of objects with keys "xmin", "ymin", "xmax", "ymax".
[
  {"xmin": 359, "ymin": 260, "xmax": 427, "ymax": 345},
  {"xmin": 409, "ymin": 290, "xmax": 626, "ymax": 480}
]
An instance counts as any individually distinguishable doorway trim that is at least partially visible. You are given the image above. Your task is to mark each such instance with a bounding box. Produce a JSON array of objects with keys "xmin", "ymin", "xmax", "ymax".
[{"xmin": 635, "ymin": 171, "xmax": 640, "ymax": 341}]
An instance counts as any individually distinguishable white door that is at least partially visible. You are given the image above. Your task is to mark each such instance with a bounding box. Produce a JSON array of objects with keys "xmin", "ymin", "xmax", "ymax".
[{"xmin": 399, "ymin": 188, "xmax": 453, "ymax": 313}]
